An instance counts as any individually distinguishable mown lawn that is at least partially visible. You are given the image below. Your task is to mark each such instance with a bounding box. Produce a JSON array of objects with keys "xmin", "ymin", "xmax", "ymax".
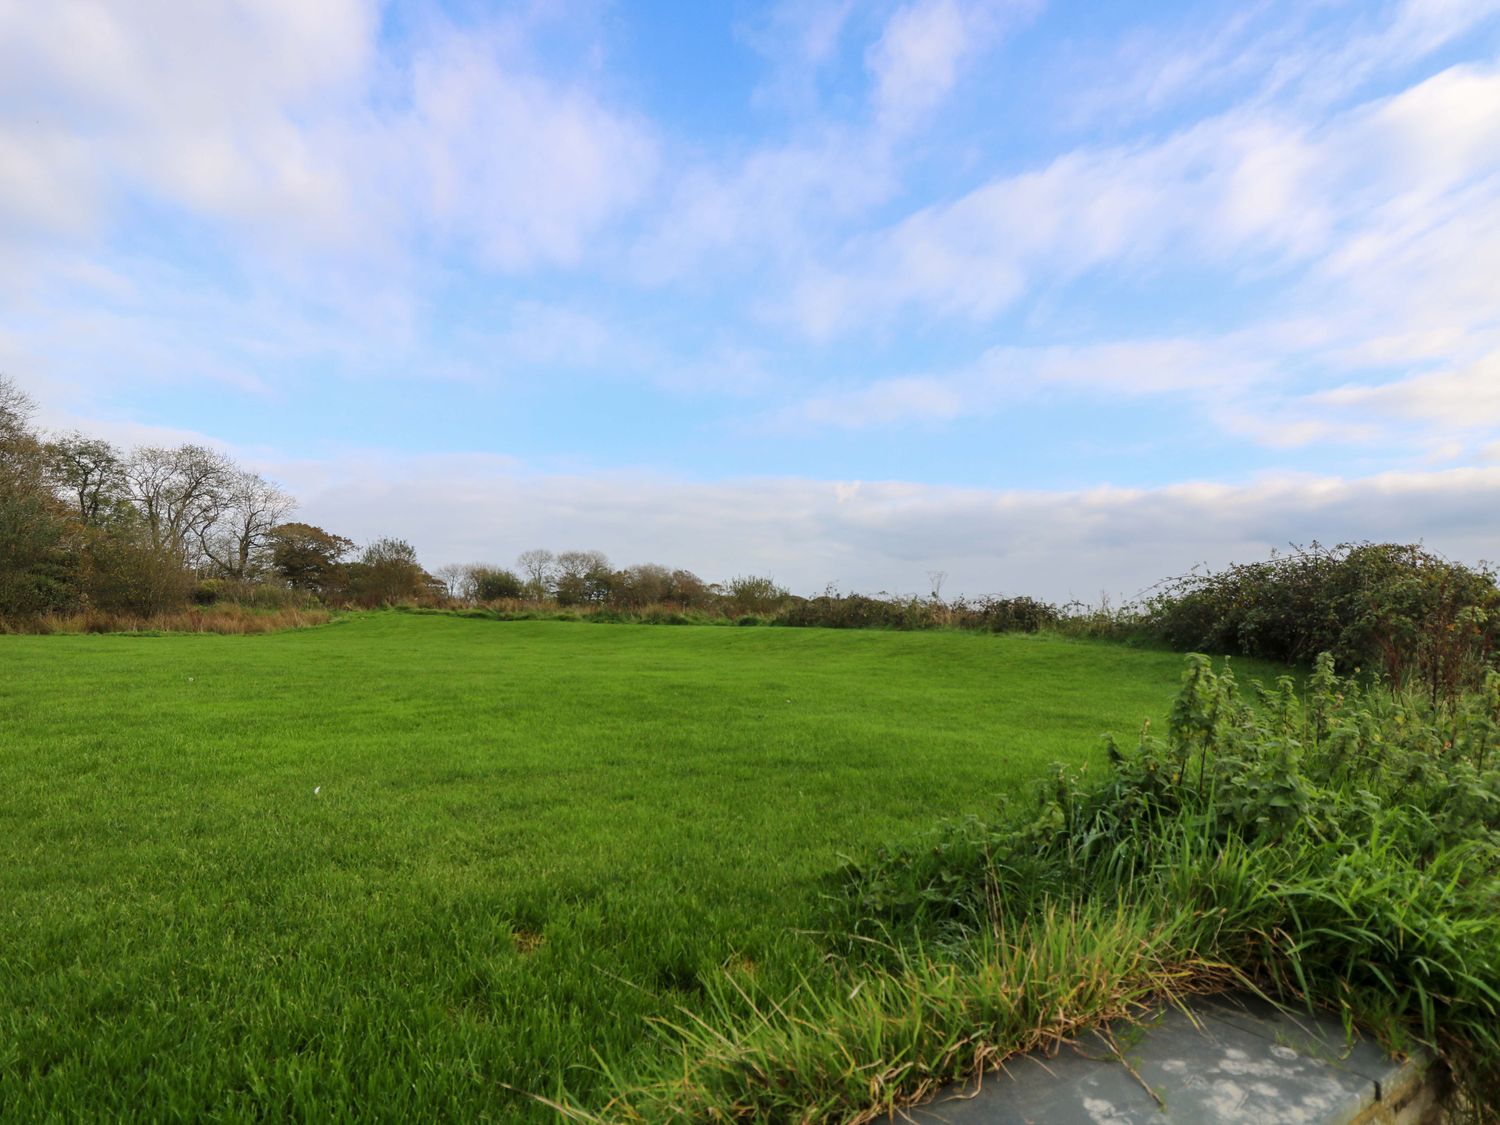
[{"xmin": 0, "ymin": 613, "xmax": 1283, "ymax": 1120}]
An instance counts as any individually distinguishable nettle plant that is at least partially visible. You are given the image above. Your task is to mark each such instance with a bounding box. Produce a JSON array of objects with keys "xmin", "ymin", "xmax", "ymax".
[{"xmin": 839, "ymin": 654, "xmax": 1500, "ymax": 973}]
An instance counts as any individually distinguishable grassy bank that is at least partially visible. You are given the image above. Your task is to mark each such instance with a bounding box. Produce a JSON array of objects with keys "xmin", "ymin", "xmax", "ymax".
[
  {"xmin": 0, "ymin": 614, "xmax": 1280, "ymax": 1120},
  {"xmin": 591, "ymin": 656, "xmax": 1500, "ymax": 1122}
]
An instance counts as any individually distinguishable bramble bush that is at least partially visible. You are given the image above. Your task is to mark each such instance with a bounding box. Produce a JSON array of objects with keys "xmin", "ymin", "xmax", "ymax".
[{"xmin": 1144, "ymin": 542, "xmax": 1500, "ymax": 702}]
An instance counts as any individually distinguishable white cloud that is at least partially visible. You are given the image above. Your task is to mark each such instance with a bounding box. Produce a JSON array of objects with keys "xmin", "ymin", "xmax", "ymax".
[
  {"xmin": 787, "ymin": 58, "xmax": 1500, "ymax": 336},
  {"xmin": 761, "ymin": 52, "xmax": 1500, "ymax": 460},
  {"xmin": 0, "ymin": 0, "xmax": 377, "ymax": 246},
  {"xmin": 629, "ymin": 130, "xmax": 897, "ymax": 283},
  {"xmin": 783, "ymin": 118, "xmax": 1324, "ymax": 335},
  {"xmin": 632, "ymin": 0, "xmax": 1036, "ymax": 286},
  {"xmin": 1314, "ymin": 350, "xmax": 1500, "ymax": 428},
  {"xmin": 0, "ymin": 1, "xmax": 657, "ymax": 270},
  {"xmin": 779, "ymin": 337, "xmax": 1278, "ymax": 430},
  {"xmin": 868, "ymin": 0, "xmax": 978, "ymax": 132},
  {"xmin": 743, "ymin": 0, "xmax": 858, "ymax": 112},
  {"xmin": 400, "ymin": 29, "xmax": 658, "ymax": 269},
  {"xmin": 1285, "ymin": 0, "xmax": 1500, "ymax": 106},
  {"xmin": 774, "ymin": 309, "xmax": 1498, "ymax": 458}
]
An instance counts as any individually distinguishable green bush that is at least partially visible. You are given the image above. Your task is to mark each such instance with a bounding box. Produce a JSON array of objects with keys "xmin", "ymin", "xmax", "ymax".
[
  {"xmin": 725, "ymin": 575, "xmax": 789, "ymax": 616},
  {"xmin": 471, "ymin": 566, "xmax": 524, "ymax": 601},
  {"xmin": 1145, "ymin": 542, "xmax": 1500, "ymax": 701}
]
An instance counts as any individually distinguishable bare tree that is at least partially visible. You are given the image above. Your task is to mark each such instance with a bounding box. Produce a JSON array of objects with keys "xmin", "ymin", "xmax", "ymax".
[
  {"xmin": 434, "ymin": 563, "xmax": 472, "ymax": 601},
  {"xmin": 199, "ymin": 469, "xmax": 296, "ymax": 579},
  {"xmin": 0, "ymin": 375, "xmax": 37, "ymax": 469},
  {"xmin": 927, "ymin": 570, "xmax": 947, "ymax": 602},
  {"xmin": 124, "ymin": 444, "xmax": 235, "ymax": 563},
  {"xmin": 516, "ymin": 549, "xmax": 556, "ymax": 601}
]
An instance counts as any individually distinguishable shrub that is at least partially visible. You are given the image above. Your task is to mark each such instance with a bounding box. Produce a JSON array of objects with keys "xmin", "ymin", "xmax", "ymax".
[
  {"xmin": 832, "ymin": 655, "xmax": 1500, "ymax": 1109},
  {"xmin": 471, "ymin": 566, "xmax": 525, "ymax": 601},
  {"xmin": 1145, "ymin": 542, "xmax": 1500, "ymax": 701},
  {"xmin": 725, "ymin": 575, "xmax": 789, "ymax": 616}
]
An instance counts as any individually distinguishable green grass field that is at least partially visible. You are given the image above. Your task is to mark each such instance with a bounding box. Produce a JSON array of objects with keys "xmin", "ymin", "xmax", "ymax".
[{"xmin": 0, "ymin": 613, "xmax": 1284, "ymax": 1120}]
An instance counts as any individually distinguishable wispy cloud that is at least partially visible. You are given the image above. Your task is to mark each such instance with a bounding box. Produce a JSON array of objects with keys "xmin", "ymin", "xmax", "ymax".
[
  {"xmin": 786, "ymin": 59, "xmax": 1500, "ymax": 336},
  {"xmin": 866, "ymin": 0, "xmax": 1038, "ymax": 134},
  {"xmin": 0, "ymin": 1, "xmax": 657, "ymax": 271}
]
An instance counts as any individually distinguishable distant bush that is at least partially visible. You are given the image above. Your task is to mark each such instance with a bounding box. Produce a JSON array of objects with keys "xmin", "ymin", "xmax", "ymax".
[
  {"xmin": 347, "ymin": 538, "xmax": 429, "ymax": 608},
  {"xmin": 775, "ymin": 592, "xmax": 1063, "ymax": 633},
  {"xmin": 725, "ymin": 575, "xmax": 789, "ymax": 616},
  {"xmin": 189, "ymin": 578, "xmax": 319, "ymax": 611},
  {"xmin": 1144, "ymin": 542, "xmax": 1500, "ymax": 701},
  {"xmin": 779, "ymin": 592, "xmax": 920, "ymax": 629},
  {"xmin": 952, "ymin": 595, "xmax": 1062, "ymax": 634},
  {"xmin": 470, "ymin": 566, "xmax": 525, "ymax": 601}
]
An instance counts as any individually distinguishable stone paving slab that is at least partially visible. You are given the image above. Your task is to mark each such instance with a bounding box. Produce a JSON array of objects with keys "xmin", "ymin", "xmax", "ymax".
[{"xmin": 903, "ymin": 994, "xmax": 1429, "ymax": 1125}]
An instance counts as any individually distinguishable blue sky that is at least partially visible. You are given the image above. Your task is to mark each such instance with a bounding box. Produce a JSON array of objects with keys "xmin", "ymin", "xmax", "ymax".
[{"xmin": 4, "ymin": 0, "xmax": 1500, "ymax": 598}]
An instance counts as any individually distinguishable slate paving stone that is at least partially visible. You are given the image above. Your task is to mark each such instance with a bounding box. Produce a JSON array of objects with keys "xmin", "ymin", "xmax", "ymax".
[
  {"xmin": 900, "ymin": 1044, "xmax": 1150, "ymax": 1124},
  {"xmin": 903, "ymin": 994, "xmax": 1422, "ymax": 1125},
  {"xmin": 1195, "ymin": 994, "xmax": 1404, "ymax": 1082}
]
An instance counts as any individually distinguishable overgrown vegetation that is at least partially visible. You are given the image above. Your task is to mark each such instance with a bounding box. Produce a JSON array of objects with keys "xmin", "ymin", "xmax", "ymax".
[
  {"xmin": 589, "ymin": 654, "xmax": 1500, "ymax": 1121},
  {"xmin": 1144, "ymin": 541, "xmax": 1500, "ymax": 701}
]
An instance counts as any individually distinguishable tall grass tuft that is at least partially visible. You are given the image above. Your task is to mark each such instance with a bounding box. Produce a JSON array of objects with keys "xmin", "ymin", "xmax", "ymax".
[{"xmin": 579, "ymin": 905, "xmax": 1233, "ymax": 1123}]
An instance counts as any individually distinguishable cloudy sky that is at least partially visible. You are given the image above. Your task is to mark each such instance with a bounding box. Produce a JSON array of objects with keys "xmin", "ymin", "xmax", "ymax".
[{"xmin": 4, "ymin": 0, "xmax": 1500, "ymax": 600}]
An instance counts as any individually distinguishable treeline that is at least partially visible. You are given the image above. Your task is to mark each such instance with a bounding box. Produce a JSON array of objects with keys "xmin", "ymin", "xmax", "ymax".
[
  {"xmin": 433, "ymin": 552, "xmax": 1058, "ymax": 633},
  {"xmin": 5, "ymin": 377, "xmax": 1500, "ymax": 696},
  {"xmin": 0, "ymin": 376, "xmax": 433, "ymax": 623}
]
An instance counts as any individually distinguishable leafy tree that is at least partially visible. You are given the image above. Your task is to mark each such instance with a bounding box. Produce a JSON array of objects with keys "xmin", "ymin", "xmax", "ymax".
[
  {"xmin": 46, "ymin": 433, "xmax": 127, "ymax": 525},
  {"xmin": 554, "ymin": 549, "xmax": 611, "ymax": 606},
  {"xmin": 81, "ymin": 518, "xmax": 193, "ymax": 614},
  {"xmin": 0, "ymin": 376, "xmax": 76, "ymax": 615},
  {"xmin": 609, "ymin": 564, "xmax": 710, "ymax": 609},
  {"xmin": 726, "ymin": 574, "xmax": 789, "ymax": 615},
  {"xmin": 269, "ymin": 522, "xmax": 355, "ymax": 594},
  {"xmin": 467, "ymin": 564, "xmax": 524, "ymax": 601},
  {"xmin": 349, "ymin": 536, "xmax": 426, "ymax": 606}
]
